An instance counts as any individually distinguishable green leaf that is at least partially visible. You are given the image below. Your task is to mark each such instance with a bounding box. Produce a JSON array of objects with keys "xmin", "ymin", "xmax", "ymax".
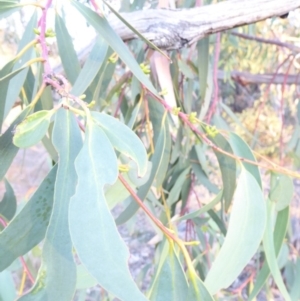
[
  {"xmin": 0, "ymin": 178, "xmax": 16, "ymax": 221},
  {"xmin": 177, "ymin": 190, "xmax": 222, "ymax": 222},
  {"xmin": 19, "ymin": 109, "xmax": 82, "ymax": 300},
  {"xmin": 76, "ymin": 265, "xmax": 97, "ymax": 290},
  {"xmin": 0, "ymin": 106, "xmax": 31, "ymax": 180},
  {"xmin": 187, "ymin": 275, "xmax": 214, "ymax": 301},
  {"xmin": 269, "ymin": 173, "xmax": 294, "ymax": 211},
  {"xmin": 190, "ymin": 146, "xmax": 219, "ymax": 194},
  {"xmin": 149, "ymin": 245, "xmax": 188, "ymax": 301},
  {"xmin": 229, "ymin": 132, "xmax": 262, "ymax": 188},
  {"xmin": 3, "ymin": 12, "xmax": 37, "ymax": 127},
  {"xmin": 71, "ymin": 1, "xmax": 157, "ymax": 95},
  {"xmin": 204, "ymin": 167, "xmax": 266, "ymax": 295},
  {"xmin": 197, "ymin": 37, "xmax": 210, "ymax": 104},
  {"xmin": 0, "ymin": 270, "xmax": 16, "ymax": 301},
  {"xmin": 69, "ymin": 120, "xmax": 147, "ymax": 301},
  {"xmin": 248, "ymin": 207, "xmax": 289, "ymax": 300},
  {"xmin": 211, "ymin": 133, "xmax": 236, "ymax": 211},
  {"xmin": 92, "ymin": 111, "xmax": 147, "ymax": 176},
  {"xmin": 0, "ymin": 62, "xmax": 30, "ymax": 131},
  {"xmin": 290, "ymin": 258, "xmax": 300, "ymax": 301},
  {"xmin": 71, "ymin": 36, "xmax": 108, "ymax": 96},
  {"xmin": 13, "ymin": 110, "xmax": 54, "ymax": 148},
  {"xmin": 0, "ymin": 1, "xmax": 21, "ymax": 20},
  {"xmin": 0, "ymin": 165, "xmax": 57, "ymax": 271},
  {"xmin": 115, "ymin": 116, "xmax": 167, "ymax": 225},
  {"xmin": 103, "ymin": 0, "xmax": 169, "ymax": 59},
  {"xmin": 55, "ymin": 13, "xmax": 81, "ymax": 84},
  {"xmin": 262, "ymin": 200, "xmax": 291, "ymax": 301},
  {"xmin": 167, "ymin": 167, "xmax": 190, "ymax": 206}
]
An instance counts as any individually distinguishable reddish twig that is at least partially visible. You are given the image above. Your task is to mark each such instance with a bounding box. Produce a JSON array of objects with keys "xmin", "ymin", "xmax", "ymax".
[
  {"xmin": 38, "ymin": 0, "xmax": 53, "ymax": 75},
  {"xmin": 279, "ymin": 58, "xmax": 294, "ymax": 164},
  {"xmin": 206, "ymin": 32, "xmax": 221, "ymax": 123},
  {"xmin": 231, "ymin": 32, "xmax": 300, "ymax": 53}
]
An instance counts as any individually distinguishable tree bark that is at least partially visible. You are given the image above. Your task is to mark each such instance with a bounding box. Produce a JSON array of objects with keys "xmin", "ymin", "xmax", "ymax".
[{"xmin": 107, "ymin": 0, "xmax": 300, "ymax": 50}]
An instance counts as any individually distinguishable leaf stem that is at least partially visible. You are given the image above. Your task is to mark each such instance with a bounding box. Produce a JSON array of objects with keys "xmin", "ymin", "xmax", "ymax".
[
  {"xmin": 146, "ymin": 88, "xmax": 300, "ymax": 179},
  {"xmin": 29, "ymin": 83, "xmax": 46, "ymax": 108},
  {"xmin": 15, "ymin": 39, "xmax": 38, "ymax": 61},
  {"xmin": 118, "ymin": 174, "xmax": 198, "ymax": 277}
]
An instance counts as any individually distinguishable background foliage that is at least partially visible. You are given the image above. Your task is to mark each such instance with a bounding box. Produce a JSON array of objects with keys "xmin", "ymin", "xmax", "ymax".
[{"xmin": 0, "ymin": 0, "xmax": 300, "ymax": 300}]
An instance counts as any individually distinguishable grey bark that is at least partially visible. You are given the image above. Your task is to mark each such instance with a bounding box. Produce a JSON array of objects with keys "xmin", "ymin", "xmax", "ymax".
[{"xmin": 107, "ymin": 0, "xmax": 300, "ymax": 50}]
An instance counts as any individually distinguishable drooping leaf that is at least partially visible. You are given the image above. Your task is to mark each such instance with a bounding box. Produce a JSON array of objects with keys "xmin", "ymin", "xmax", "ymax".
[
  {"xmin": 76, "ymin": 265, "xmax": 97, "ymax": 290},
  {"xmin": 248, "ymin": 207, "xmax": 289, "ymax": 300},
  {"xmin": 204, "ymin": 167, "xmax": 266, "ymax": 295},
  {"xmin": 69, "ymin": 120, "xmax": 148, "ymax": 301},
  {"xmin": 262, "ymin": 200, "xmax": 291, "ymax": 301},
  {"xmin": 0, "ymin": 62, "xmax": 31, "ymax": 131},
  {"xmin": 167, "ymin": 167, "xmax": 190, "ymax": 206},
  {"xmin": 187, "ymin": 275, "xmax": 214, "ymax": 301},
  {"xmin": 92, "ymin": 111, "xmax": 147, "ymax": 176},
  {"xmin": 190, "ymin": 146, "xmax": 219, "ymax": 194},
  {"xmin": 149, "ymin": 244, "xmax": 188, "ymax": 301},
  {"xmin": 103, "ymin": 0, "xmax": 169, "ymax": 58},
  {"xmin": 0, "ymin": 178, "xmax": 16, "ymax": 221},
  {"xmin": 269, "ymin": 172, "xmax": 294, "ymax": 211},
  {"xmin": 19, "ymin": 109, "xmax": 82, "ymax": 301},
  {"xmin": 229, "ymin": 132, "xmax": 262, "ymax": 188},
  {"xmin": 71, "ymin": 0, "xmax": 157, "ymax": 95},
  {"xmin": 0, "ymin": 1, "xmax": 21, "ymax": 20},
  {"xmin": 177, "ymin": 190, "xmax": 223, "ymax": 222},
  {"xmin": 0, "ymin": 165, "xmax": 57, "ymax": 271},
  {"xmin": 211, "ymin": 133, "xmax": 236, "ymax": 211},
  {"xmin": 71, "ymin": 36, "xmax": 108, "ymax": 96},
  {"xmin": 115, "ymin": 115, "xmax": 167, "ymax": 225},
  {"xmin": 290, "ymin": 258, "xmax": 300, "ymax": 301},
  {"xmin": 0, "ymin": 270, "xmax": 16, "ymax": 301},
  {"xmin": 55, "ymin": 13, "xmax": 81, "ymax": 84},
  {"xmin": 13, "ymin": 110, "xmax": 55, "ymax": 148},
  {"xmin": 2, "ymin": 12, "xmax": 37, "ymax": 127},
  {"xmin": 197, "ymin": 37, "xmax": 210, "ymax": 105},
  {"xmin": 0, "ymin": 106, "xmax": 31, "ymax": 180}
]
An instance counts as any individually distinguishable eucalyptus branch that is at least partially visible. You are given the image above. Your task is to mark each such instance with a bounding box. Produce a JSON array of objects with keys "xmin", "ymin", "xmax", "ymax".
[
  {"xmin": 118, "ymin": 174, "xmax": 199, "ymax": 278},
  {"xmin": 146, "ymin": 89, "xmax": 300, "ymax": 179},
  {"xmin": 37, "ymin": 0, "xmax": 53, "ymax": 75}
]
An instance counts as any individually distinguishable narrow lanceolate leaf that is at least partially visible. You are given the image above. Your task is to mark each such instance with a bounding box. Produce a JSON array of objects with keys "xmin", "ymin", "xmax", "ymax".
[
  {"xmin": 19, "ymin": 109, "xmax": 82, "ymax": 301},
  {"xmin": 0, "ymin": 1, "xmax": 21, "ymax": 20},
  {"xmin": 0, "ymin": 178, "xmax": 16, "ymax": 221},
  {"xmin": 0, "ymin": 270, "xmax": 16, "ymax": 301},
  {"xmin": 187, "ymin": 275, "xmax": 214, "ymax": 301},
  {"xmin": 71, "ymin": 1, "xmax": 157, "ymax": 95},
  {"xmin": 262, "ymin": 201, "xmax": 291, "ymax": 301},
  {"xmin": 248, "ymin": 207, "xmax": 289, "ymax": 301},
  {"xmin": 71, "ymin": 36, "xmax": 108, "ymax": 96},
  {"xmin": 13, "ymin": 110, "xmax": 55, "ymax": 148},
  {"xmin": 204, "ymin": 168, "xmax": 266, "ymax": 295},
  {"xmin": 149, "ymin": 246, "xmax": 188, "ymax": 301},
  {"xmin": 211, "ymin": 133, "xmax": 236, "ymax": 211},
  {"xmin": 0, "ymin": 166, "xmax": 57, "ymax": 271},
  {"xmin": 0, "ymin": 62, "xmax": 30, "ymax": 131},
  {"xmin": 177, "ymin": 190, "xmax": 223, "ymax": 222},
  {"xmin": 229, "ymin": 132, "xmax": 262, "ymax": 188},
  {"xmin": 0, "ymin": 106, "xmax": 31, "ymax": 180},
  {"xmin": 116, "ymin": 117, "xmax": 167, "ymax": 225},
  {"xmin": 92, "ymin": 111, "xmax": 147, "ymax": 176},
  {"xmin": 269, "ymin": 173, "xmax": 294, "ymax": 211},
  {"xmin": 69, "ymin": 121, "xmax": 148, "ymax": 301},
  {"xmin": 55, "ymin": 13, "xmax": 81, "ymax": 84},
  {"xmin": 3, "ymin": 12, "xmax": 37, "ymax": 125}
]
